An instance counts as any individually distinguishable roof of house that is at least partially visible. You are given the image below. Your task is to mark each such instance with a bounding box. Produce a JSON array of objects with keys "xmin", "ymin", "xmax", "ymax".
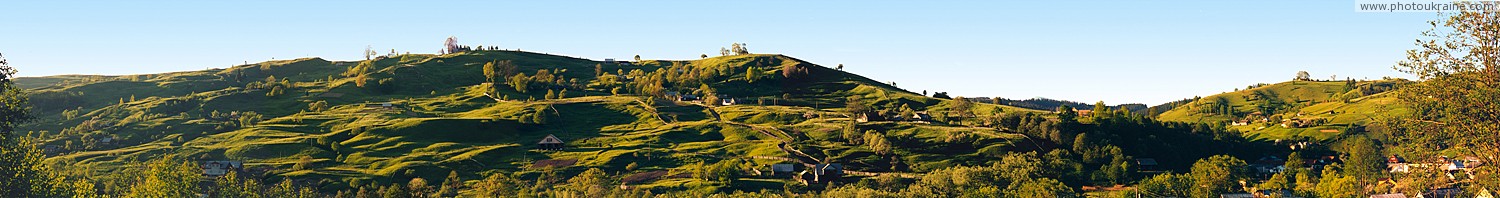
[
  {"xmin": 1370, "ymin": 194, "xmax": 1407, "ymax": 198},
  {"xmin": 772, "ymin": 164, "xmax": 795, "ymax": 172},
  {"xmin": 538, "ymin": 134, "xmax": 564, "ymax": 144},
  {"xmin": 1137, "ymin": 158, "xmax": 1159, "ymax": 166},
  {"xmin": 202, "ymin": 161, "xmax": 243, "ymax": 169},
  {"xmin": 814, "ymin": 164, "xmax": 843, "ymax": 175}
]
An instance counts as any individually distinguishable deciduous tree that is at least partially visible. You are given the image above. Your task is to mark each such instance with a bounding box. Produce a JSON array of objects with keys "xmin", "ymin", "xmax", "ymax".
[{"xmin": 1387, "ymin": 9, "xmax": 1500, "ymax": 188}]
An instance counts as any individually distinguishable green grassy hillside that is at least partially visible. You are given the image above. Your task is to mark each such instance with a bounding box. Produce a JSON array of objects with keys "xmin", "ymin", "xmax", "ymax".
[
  {"xmin": 1156, "ymin": 79, "xmax": 1413, "ymax": 140},
  {"xmin": 16, "ymin": 50, "xmax": 1046, "ymax": 194}
]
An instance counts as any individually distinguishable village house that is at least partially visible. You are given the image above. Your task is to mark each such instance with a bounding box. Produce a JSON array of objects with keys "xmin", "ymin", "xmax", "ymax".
[
  {"xmin": 1251, "ymin": 156, "xmax": 1287, "ymax": 176},
  {"xmin": 538, "ymin": 134, "xmax": 565, "ymax": 151},
  {"xmin": 201, "ymin": 161, "xmax": 243, "ymax": 177},
  {"xmin": 910, "ymin": 112, "xmax": 933, "ymax": 124},
  {"xmin": 1388, "ymin": 155, "xmax": 1411, "ymax": 173},
  {"xmin": 810, "ymin": 163, "xmax": 843, "ymax": 183},
  {"xmin": 1136, "ymin": 158, "xmax": 1160, "ymax": 172},
  {"xmin": 720, "ymin": 98, "xmax": 738, "ymax": 106},
  {"xmin": 1073, "ymin": 109, "xmax": 1093, "ymax": 117},
  {"xmin": 855, "ymin": 112, "xmax": 884, "ymax": 123},
  {"xmin": 676, "ymin": 94, "xmax": 699, "ymax": 102}
]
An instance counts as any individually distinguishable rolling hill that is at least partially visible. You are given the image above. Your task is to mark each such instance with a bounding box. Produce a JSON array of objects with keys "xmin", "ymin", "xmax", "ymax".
[
  {"xmin": 15, "ymin": 50, "xmax": 1050, "ymax": 194},
  {"xmin": 1155, "ymin": 79, "xmax": 1414, "ymax": 140}
]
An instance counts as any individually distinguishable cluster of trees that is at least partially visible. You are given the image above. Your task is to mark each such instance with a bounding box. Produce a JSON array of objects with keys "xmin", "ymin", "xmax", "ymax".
[
  {"xmin": 208, "ymin": 110, "xmax": 263, "ymax": 128},
  {"xmin": 25, "ymin": 90, "xmax": 84, "ymax": 111},
  {"xmin": 1295, "ymin": 71, "xmax": 1312, "ymax": 81},
  {"xmin": 308, "ymin": 100, "xmax": 330, "ymax": 112},
  {"xmin": 505, "ymin": 69, "xmax": 581, "ymax": 97},
  {"xmin": 458, "ymin": 153, "xmax": 1075, "ymax": 197},
  {"xmin": 1196, "ymin": 96, "xmax": 1235, "ymax": 116},
  {"xmin": 481, "ymin": 60, "xmax": 519, "ymax": 94},
  {"xmin": 984, "ymin": 102, "xmax": 1277, "ymax": 192},
  {"xmin": 693, "ymin": 159, "xmax": 743, "ymax": 184},
  {"xmin": 1249, "ymin": 90, "xmax": 1287, "ymax": 116},
  {"xmin": 719, "ymin": 43, "xmax": 750, "ymax": 56},
  {"xmin": 1132, "ymin": 146, "xmax": 1388, "ymax": 197},
  {"xmin": 606, "ymin": 61, "xmax": 731, "ymax": 98},
  {"xmin": 248, "ymin": 75, "xmax": 292, "ymax": 97},
  {"xmin": 516, "ymin": 105, "xmax": 554, "ymax": 125},
  {"xmin": 345, "ymin": 61, "xmax": 374, "ymax": 88},
  {"xmin": 821, "ymin": 152, "xmax": 1077, "ymax": 197}
]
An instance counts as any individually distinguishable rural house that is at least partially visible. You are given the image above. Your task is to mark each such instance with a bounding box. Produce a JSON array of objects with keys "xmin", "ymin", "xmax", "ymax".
[
  {"xmin": 721, "ymin": 98, "xmax": 738, "ymax": 106},
  {"xmin": 910, "ymin": 112, "xmax": 933, "ymax": 123},
  {"xmin": 676, "ymin": 94, "xmax": 699, "ymax": 102},
  {"xmin": 812, "ymin": 163, "xmax": 843, "ymax": 183},
  {"xmin": 201, "ymin": 161, "xmax": 243, "ymax": 177},
  {"xmin": 1074, "ymin": 109, "xmax": 1093, "ymax": 117},
  {"xmin": 856, "ymin": 112, "xmax": 884, "ymax": 123},
  {"xmin": 538, "ymin": 134, "xmax": 565, "ymax": 150},
  {"xmin": 1136, "ymin": 158, "xmax": 1159, "ymax": 172}
]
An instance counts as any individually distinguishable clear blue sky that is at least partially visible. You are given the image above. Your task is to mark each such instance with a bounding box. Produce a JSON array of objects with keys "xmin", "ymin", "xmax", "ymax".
[{"xmin": 0, "ymin": 1, "xmax": 1441, "ymax": 105}]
